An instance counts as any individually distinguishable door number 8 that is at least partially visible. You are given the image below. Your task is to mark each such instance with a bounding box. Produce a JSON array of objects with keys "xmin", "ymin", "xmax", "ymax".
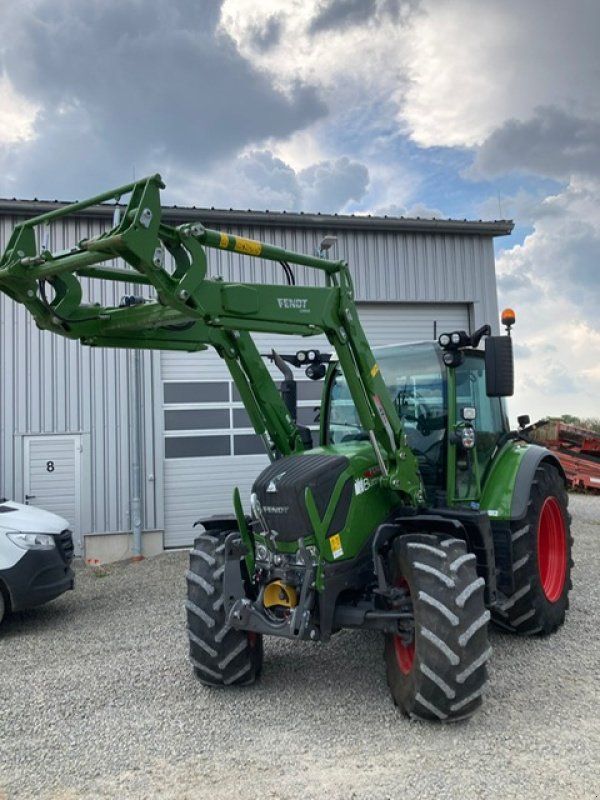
[{"xmin": 46, "ymin": 460, "xmax": 55, "ymax": 473}]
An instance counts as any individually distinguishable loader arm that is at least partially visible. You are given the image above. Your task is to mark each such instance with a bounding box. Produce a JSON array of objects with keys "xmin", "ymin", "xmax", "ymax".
[{"xmin": 0, "ymin": 174, "xmax": 423, "ymax": 503}]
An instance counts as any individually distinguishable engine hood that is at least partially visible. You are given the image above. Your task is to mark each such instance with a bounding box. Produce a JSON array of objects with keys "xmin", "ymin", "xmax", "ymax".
[{"xmin": 0, "ymin": 500, "xmax": 70, "ymax": 534}]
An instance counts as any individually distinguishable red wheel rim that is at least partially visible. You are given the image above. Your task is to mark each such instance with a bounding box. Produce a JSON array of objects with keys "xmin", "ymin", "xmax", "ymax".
[
  {"xmin": 537, "ymin": 497, "xmax": 567, "ymax": 602},
  {"xmin": 394, "ymin": 634, "xmax": 415, "ymax": 675},
  {"xmin": 393, "ymin": 578, "xmax": 415, "ymax": 674}
]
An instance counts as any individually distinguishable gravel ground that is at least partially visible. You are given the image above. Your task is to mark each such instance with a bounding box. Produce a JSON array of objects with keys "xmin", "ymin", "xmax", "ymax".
[{"xmin": 1, "ymin": 494, "xmax": 599, "ymax": 800}]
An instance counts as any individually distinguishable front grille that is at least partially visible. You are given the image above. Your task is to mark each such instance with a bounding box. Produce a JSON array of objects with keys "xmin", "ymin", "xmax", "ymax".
[{"xmin": 56, "ymin": 529, "xmax": 75, "ymax": 564}]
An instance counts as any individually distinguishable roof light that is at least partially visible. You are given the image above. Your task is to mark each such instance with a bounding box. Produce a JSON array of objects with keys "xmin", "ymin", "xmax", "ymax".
[{"xmin": 501, "ymin": 308, "xmax": 516, "ymax": 330}]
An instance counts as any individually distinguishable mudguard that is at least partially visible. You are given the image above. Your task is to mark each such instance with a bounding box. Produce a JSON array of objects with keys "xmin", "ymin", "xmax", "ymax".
[{"xmin": 479, "ymin": 441, "xmax": 565, "ymax": 521}]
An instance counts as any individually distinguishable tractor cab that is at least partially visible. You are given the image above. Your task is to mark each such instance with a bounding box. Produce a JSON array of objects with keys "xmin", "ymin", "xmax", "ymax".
[{"xmin": 324, "ymin": 341, "xmax": 510, "ymax": 506}]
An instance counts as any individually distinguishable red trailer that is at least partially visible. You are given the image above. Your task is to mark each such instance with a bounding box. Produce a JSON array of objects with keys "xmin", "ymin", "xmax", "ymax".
[{"xmin": 525, "ymin": 419, "xmax": 600, "ymax": 492}]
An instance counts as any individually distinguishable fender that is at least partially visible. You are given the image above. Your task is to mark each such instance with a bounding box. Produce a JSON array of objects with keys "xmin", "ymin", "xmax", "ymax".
[
  {"xmin": 509, "ymin": 444, "xmax": 566, "ymax": 519},
  {"xmin": 480, "ymin": 441, "xmax": 565, "ymax": 521}
]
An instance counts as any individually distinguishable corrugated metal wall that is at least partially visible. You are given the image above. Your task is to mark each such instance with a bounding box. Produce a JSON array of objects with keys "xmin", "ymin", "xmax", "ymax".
[
  {"xmin": 0, "ymin": 214, "xmax": 162, "ymax": 538},
  {"xmin": 0, "ymin": 204, "xmax": 500, "ymax": 541}
]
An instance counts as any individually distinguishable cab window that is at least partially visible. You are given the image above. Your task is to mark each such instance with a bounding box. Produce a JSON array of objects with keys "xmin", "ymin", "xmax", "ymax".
[
  {"xmin": 327, "ymin": 343, "xmax": 447, "ymax": 496},
  {"xmin": 455, "ymin": 353, "xmax": 508, "ymax": 476}
]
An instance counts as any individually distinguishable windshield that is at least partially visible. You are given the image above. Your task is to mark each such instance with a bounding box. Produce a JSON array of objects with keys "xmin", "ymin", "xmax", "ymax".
[{"xmin": 327, "ymin": 342, "xmax": 447, "ymax": 494}]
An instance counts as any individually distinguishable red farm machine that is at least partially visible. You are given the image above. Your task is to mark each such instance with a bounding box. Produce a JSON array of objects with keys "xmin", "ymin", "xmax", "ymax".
[{"xmin": 525, "ymin": 419, "xmax": 600, "ymax": 493}]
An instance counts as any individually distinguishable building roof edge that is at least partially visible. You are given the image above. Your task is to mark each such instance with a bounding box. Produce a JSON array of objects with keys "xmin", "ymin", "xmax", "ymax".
[{"xmin": 0, "ymin": 198, "xmax": 514, "ymax": 237}]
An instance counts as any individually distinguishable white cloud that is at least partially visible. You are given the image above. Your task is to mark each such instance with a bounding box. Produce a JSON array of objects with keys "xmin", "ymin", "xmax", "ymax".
[
  {"xmin": 472, "ymin": 107, "xmax": 600, "ymax": 180},
  {"xmin": 0, "ymin": 76, "xmax": 39, "ymax": 144},
  {"xmin": 0, "ymin": 0, "xmax": 326, "ymax": 200},
  {"xmin": 221, "ymin": 0, "xmax": 417, "ymax": 122},
  {"xmin": 223, "ymin": 0, "xmax": 600, "ymax": 152},
  {"xmin": 168, "ymin": 149, "xmax": 370, "ymax": 213},
  {"xmin": 399, "ymin": 0, "xmax": 600, "ymax": 148},
  {"xmin": 496, "ymin": 178, "xmax": 600, "ymax": 422},
  {"xmin": 299, "ymin": 156, "xmax": 369, "ymax": 211}
]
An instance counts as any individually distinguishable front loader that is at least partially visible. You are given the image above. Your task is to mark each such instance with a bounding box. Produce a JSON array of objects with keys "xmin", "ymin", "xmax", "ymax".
[{"xmin": 0, "ymin": 175, "xmax": 572, "ymax": 721}]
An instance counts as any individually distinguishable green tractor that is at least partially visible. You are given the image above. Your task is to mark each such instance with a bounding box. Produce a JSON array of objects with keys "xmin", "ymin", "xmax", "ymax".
[{"xmin": 0, "ymin": 175, "xmax": 572, "ymax": 721}]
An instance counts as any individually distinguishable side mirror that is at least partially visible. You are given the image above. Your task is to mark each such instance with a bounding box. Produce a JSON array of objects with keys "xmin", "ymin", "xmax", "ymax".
[{"xmin": 485, "ymin": 336, "xmax": 514, "ymax": 397}]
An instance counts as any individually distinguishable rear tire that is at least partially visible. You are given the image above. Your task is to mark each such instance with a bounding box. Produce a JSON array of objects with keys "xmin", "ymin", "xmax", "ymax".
[
  {"xmin": 186, "ymin": 532, "xmax": 263, "ymax": 686},
  {"xmin": 492, "ymin": 462, "xmax": 573, "ymax": 635},
  {"xmin": 384, "ymin": 533, "xmax": 491, "ymax": 721}
]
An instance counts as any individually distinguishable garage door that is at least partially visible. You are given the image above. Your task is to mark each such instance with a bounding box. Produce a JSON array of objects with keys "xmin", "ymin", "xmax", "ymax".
[{"xmin": 161, "ymin": 303, "xmax": 469, "ymax": 547}]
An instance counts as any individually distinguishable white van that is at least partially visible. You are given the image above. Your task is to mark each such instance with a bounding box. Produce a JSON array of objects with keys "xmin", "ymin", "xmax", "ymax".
[{"xmin": 0, "ymin": 499, "xmax": 75, "ymax": 624}]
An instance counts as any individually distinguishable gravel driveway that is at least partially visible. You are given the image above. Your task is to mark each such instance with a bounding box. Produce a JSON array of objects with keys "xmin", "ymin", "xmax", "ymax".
[{"xmin": 1, "ymin": 495, "xmax": 599, "ymax": 800}]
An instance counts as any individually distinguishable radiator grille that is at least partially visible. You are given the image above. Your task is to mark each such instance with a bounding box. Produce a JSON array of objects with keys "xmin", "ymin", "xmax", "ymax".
[{"xmin": 56, "ymin": 529, "xmax": 74, "ymax": 564}]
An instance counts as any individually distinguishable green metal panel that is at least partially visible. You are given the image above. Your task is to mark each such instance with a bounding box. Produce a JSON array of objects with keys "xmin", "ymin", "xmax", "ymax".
[{"xmin": 478, "ymin": 440, "xmax": 530, "ymax": 519}]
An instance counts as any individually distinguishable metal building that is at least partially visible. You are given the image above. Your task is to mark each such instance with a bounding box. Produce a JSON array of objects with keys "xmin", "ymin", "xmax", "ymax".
[{"xmin": 0, "ymin": 198, "xmax": 512, "ymax": 557}]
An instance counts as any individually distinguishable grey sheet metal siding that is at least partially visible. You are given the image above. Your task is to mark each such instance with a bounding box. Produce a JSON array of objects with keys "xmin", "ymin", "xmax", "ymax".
[{"xmin": 0, "ymin": 213, "xmax": 161, "ymax": 535}]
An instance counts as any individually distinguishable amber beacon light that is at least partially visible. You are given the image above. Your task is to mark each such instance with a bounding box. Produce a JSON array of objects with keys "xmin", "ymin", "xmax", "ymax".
[{"xmin": 501, "ymin": 307, "xmax": 516, "ymax": 334}]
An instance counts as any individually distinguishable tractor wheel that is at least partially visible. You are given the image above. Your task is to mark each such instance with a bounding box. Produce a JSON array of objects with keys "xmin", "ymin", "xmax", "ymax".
[
  {"xmin": 384, "ymin": 533, "xmax": 491, "ymax": 722},
  {"xmin": 492, "ymin": 462, "xmax": 573, "ymax": 635},
  {"xmin": 186, "ymin": 532, "xmax": 263, "ymax": 686}
]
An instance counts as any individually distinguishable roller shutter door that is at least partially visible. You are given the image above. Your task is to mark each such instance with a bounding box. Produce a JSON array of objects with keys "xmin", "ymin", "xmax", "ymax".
[{"xmin": 162, "ymin": 303, "xmax": 469, "ymax": 547}]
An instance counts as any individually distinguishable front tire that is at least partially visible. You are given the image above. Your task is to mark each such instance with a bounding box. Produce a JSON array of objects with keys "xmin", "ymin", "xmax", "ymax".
[
  {"xmin": 186, "ymin": 532, "xmax": 263, "ymax": 686},
  {"xmin": 384, "ymin": 534, "xmax": 491, "ymax": 721},
  {"xmin": 492, "ymin": 462, "xmax": 573, "ymax": 635}
]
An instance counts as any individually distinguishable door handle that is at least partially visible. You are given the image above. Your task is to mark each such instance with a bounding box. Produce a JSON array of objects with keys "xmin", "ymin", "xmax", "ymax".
[{"xmin": 25, "ymin": 494, "xmax": 36, "ymax": 503}]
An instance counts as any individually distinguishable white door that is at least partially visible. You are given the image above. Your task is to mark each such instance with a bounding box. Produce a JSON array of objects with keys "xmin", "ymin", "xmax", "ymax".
[{"xmin": 23, "ymin": 435, "xmax": 83, "ymax": 554}]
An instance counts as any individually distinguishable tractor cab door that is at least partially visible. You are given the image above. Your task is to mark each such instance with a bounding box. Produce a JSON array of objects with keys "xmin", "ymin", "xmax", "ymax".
[{"xmin": 451, "ymin": 351, "xmax": 510, "ymax": 502}]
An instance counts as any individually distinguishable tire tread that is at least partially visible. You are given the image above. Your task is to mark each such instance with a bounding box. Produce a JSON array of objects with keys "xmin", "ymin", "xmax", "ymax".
[
  {"xmin": 385, "ymin": 534, "xmax": 490, "ymax": 722},
  {"xmin": 187, "ymin": 532, "xmax": 263, "ymax": 687}
]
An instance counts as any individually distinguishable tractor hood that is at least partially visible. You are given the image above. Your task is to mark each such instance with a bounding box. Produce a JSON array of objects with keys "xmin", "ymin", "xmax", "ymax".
[{"xmin": 0, "ymin": 500, "xmax": 69, "ymax": 534}]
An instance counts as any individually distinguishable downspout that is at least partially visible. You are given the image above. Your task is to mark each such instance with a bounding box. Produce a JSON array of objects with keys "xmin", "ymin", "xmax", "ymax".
[{"xmin": 130, "ymin": 349, "xmax": 144, "ymax": 561}]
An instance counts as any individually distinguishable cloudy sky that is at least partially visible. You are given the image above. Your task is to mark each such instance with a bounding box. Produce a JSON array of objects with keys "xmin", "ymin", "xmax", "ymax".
[{"xmin": 0, "ymin": 0, "xmax": 598, "ymax": 423}]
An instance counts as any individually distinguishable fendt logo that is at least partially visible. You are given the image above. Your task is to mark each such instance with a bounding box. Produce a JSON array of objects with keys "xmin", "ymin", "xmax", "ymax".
[
  {"xmin": 267, "ymin": 470, "xmax": 287, "ymax": 493},
  {"xmin": 277, "ymin": 297, "xmax": 309, "ymax": 311}
]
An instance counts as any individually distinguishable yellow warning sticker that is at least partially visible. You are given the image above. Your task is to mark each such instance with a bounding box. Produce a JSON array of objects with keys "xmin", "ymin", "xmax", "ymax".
[
  {"xmin": 330, "ymin": 533, "xmax": 344, "ymax": 559},
  {"xmin": 370, "ymin": 363, "xmax": 379, "ymax": 378},
  {"xmin": 219, "ymin": 232, "xmax": 229, "ymax": 248},
  {"xmin": 234, "ymin": 237, "xmax": 262, "ymax": 256}
]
